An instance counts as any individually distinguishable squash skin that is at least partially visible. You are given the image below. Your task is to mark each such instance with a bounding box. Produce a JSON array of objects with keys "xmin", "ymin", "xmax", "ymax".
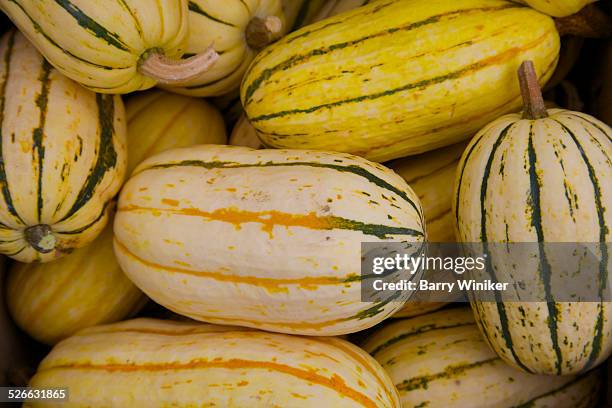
[
  {"xmin": 27, "ymin": 318, "xmax": 401, "ymax": 407},
  {"xmin": 513, "ymin": 0, "xmax": 594, "ymax": 17},
  {"xmin": 126, "ymin": 90, "xmax": 226, "ymax": 175},
  {"xmin": 389, "ymin": 142, "xmax": 467, "ymax": 318},
  {"xmin": 161, "ymin": 0, "xmax": 286, "ymax": 97},
  {"xmin": 362, "ymin": 308, "xmax": 602, "ymax": 408},
  {"xmin": 241, "ymin": 0, "xmax": 559, "ymax": 162},
  {"xmin": 0, "ymin": 0, "xmax": 190, "ymax": 94},
  {"xmin": 229, "ymin": 114, "xmax": 264, "ymax": 149},
  {"xmin": 282, "ymin": 0, "xmax": 328, "ymax": 30},
  {"xmin": 0, "ymin": 31, "xmax": 126, "ymax": 263},
  {"xmin": 454, "ymin": 109, "xmax": 612, "ymax": 375},
  {"xmin": 114, "ymin": 145, "xmax": 425, "ymax": 336},
  {"xmin": 6, "ymin": 224, "xmax": 146, "ymax": 345}
]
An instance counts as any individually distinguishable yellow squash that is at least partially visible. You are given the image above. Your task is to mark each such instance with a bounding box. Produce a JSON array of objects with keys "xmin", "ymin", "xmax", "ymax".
[
  {"xmin": 0, "ymin": 31, "xmax": 126, "ymax": 263},
  {"xmin": 161, "ymin": 0, "xmax": 286, "ymax": 97},
  {"xmin": 283, "ymin": 0, "xmax": 328, "ymax": 30},
  {"xmin": 454, "ymin": 62, "xmax": 612, "ymax": 375},
  {"xmin": 0, "ymin": 0, "xmax": 218, "ymax": 94},
  {"xmin": 388, "ymin": 142, "xmax": 467, "ymax": 318},
  {"xmin": 229, "ymin": 114, "xmax": 264, "ymax": 149},
  {"xmin": 362, "ymin": 308, "xmax": 602, "ymax": 408},
  {"xmin": 6, "ymin": 224, "xmax": 146, "ymax": 345},
  {"xmin": 27, "ymin": 318, "xmax": 401, "ymax": 407},
  {"xmin": 241, "ymin": 0, "xmax": 559, "ymax": 162},
  {"xmin": 513, "ymin": 0, "xmax": 594, "ymax": 17},
  {"xmin": 114, "ymin": 145, "xmax": 425, "ymax": 335},
  {"xmin": 126, "ymin": 90, "xmax": 226, "ymax": 174}
]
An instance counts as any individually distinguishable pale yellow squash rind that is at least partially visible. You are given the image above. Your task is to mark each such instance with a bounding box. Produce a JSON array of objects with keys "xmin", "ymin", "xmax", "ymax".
[{"xmin": 27, "ymin": 318, "xmax": 401, "ymax": 407}]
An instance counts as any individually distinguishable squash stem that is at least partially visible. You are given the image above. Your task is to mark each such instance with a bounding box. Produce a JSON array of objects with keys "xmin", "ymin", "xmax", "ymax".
[
  {"xmin": 518, "ymin": 61, "xmax": 548, "ymax": 120},
  {"xmin": 139, "ymin": 47, "xmax": 219, "ymax": 84},
  {"xmin": 555, "ymin": 4, "xmax": 612, "ymax": 38},
  {"xmin": 24, "ymin": 224, "xmax": 56, "ymax": 254},
  {"xmin": 246, "ymin": 16, "xmax": 284, "ymax": 50}
]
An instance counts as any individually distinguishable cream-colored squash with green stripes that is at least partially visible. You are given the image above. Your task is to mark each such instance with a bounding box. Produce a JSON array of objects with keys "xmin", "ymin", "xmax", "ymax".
[
  {"xmin": 512, "ymin": 0, "xmax": 594, "ymax": 17},
  {"xmin": 126, "ymin": 90, "xmax": 226, "ymax": 175},
  {"xmin": 161, "ymin": 0, "xmax": 286, "ymax": 97},
  {"xmin": 454, "ymin": 63, "xmax": 612, "ymax": 375},
  {"xmin": 6, "ymin": 223, "xmax": 146, "ymax": 345},
  {"xmin": 27, "ymin": 318, "xmax": 401, "ymax": 407},
  {"xmin": 241, "ymin": 0, "xmax": 560, "ymax": 162},
  {"xmin": 0, "ymin": 31, "xmax": 126, "ymax": 263},
  {"xmin": 0, "ymin": 0, "xmax": 220, "ymax": 94},
  {"xmin": 114, "ymin": 145, "xmax": 425, "ymax": 335},
  {"xmin": 362, "ymin": 308, "xmax": 602, "ymax": 408}
]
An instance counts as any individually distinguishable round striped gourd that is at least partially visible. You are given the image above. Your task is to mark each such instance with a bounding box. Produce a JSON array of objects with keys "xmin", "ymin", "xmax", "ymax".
[
  {"xmin": 27, "ymin": 318, "xmax": 401, "ymax": 407},
  {"xmin": 230, "ymin": 114, "xmax": 264, "ymax": 149},
  {"xmin": 0, "ymin": 31, "xmax": 126, "ymax": 263},
  {"xmin": 241, "ymin": 0, "xmax": 560, "ymax": 162},
  {"xmin": 6, "ymin": 224, "xmax": 146, "ymax": 345},
  {"xmin": 114, "ymin": 145, "xmax": 425, "ymax": 335},
  {"xmin": 161, "ymin": 0, "xmax": 286, "ymax": 97},
  {"xmin": 126, "ymin": 90, "xmax": 227, "ymax": 174},
  {"xmin": 0, "ymin": 0, "xmax": 218, "ymax": 94},
  {"xmin": 361, "ymin": 308, "xmax": 602, "ymax": 408},
  {"xmin": 513, "ymin": 0, "xmax": 594, "ymax": 17},
  {"xmin": 454, "ymin": 62, "xmax": 612, "ymax": 375}
]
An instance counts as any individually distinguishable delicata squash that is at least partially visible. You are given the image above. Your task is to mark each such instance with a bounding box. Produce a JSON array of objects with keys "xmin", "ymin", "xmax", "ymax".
[
  {"xmin": 241, "ymin": 0, "xmax": 561, "ymax": 162},
  {"xmin": 0, "ymin": 0, "xmax": 218, "ymax": 94},
  {"xmin": 0, "ymin": 31, "xmax": 126, "ymax": 262}
]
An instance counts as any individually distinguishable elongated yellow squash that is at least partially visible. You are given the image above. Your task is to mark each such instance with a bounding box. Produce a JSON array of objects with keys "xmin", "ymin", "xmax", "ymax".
[
  {"xmin": 126, "ymin": 90, "xmax": 226, "ymax": 174},
  {"xmin": 6, "ymin": 224, "xmax": 146, "ymax": 345},
  {"xmin": 230, "ymin": 114, "xmax": 264, "ymax": 149},
  {"xmin": 161, "ymin": 0, "xmax": 286, "ymax": 97},
  {"xmin": 0, "ymin": 31, "xmax": 126, "ymax": 263},
  {"xmin": 27, "ymin": 318, "xmax": 401, "ymax": 407},
  {"xmin": 114, "ymin": 145, "xmax": 425, "ymax": 335},
  {"xmin": 454, "ymin": 62, "xmax": 612, "ymax": 374},
  {"xmin": 241, "ymin": 0, "xmax": 559, "ymax": 162},
  {"xmin": 513, "ymin": 0, "xmax": 594, "ymax": 17},
  {"xmin": 0, "ymin": 0, "xmax": 219, "ymax": 94},
  {"xmin": 362, "ymin": 308, "xmax": 602, "ymax": 408}
]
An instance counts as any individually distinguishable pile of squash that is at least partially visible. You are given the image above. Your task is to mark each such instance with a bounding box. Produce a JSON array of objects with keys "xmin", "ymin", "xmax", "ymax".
[{"xmin": 0, "ymin": 0, "xmax": 610, "ymax": 406}]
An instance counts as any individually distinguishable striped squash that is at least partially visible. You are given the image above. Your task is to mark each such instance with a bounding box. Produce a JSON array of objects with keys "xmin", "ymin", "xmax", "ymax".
[
  {"xmin": 513, "ymin": 0, "xmax": 594, "ymax": 17},
  {"xmin": 161, "ymin": 0, "xmax": 286, "ymax": 97},
  {"xmin": 454, "ymin": 62, "xmax": 612, "ymax": 374},
  {"xmin": 126, "ymin": 90, "xmax": 226, "ymax": 175},
  {"xmin": 391, "ymin": 302, "xmax": 447, "ymax": 319},
  {"xmin": 229, "ymin": 114, "xmax": 264, "ymax": 149},
  {"xmin": 27, "ymin": 318, "xmax": 401, "ymax": 407},
  {"xmin": 361, "ymin": 308, "xmax": 602, "ymax": 408},
  {"xmin": 114, "ymin": 145, "xmax": 425, "ymax": 335},
  {"xmin": 241, "ymin": 0, "xmax": 560, "ymax": 162},
  {"xmin": 0, "ymin": 0, "xmax": 218, "ymax": 94},
  {"xmin": 6, "ymin": 223, "xmax": 146, "ymax": 345},
  {"xmin": 0, "ymin": 31, "xmax": 126, "ymax": 263}
]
